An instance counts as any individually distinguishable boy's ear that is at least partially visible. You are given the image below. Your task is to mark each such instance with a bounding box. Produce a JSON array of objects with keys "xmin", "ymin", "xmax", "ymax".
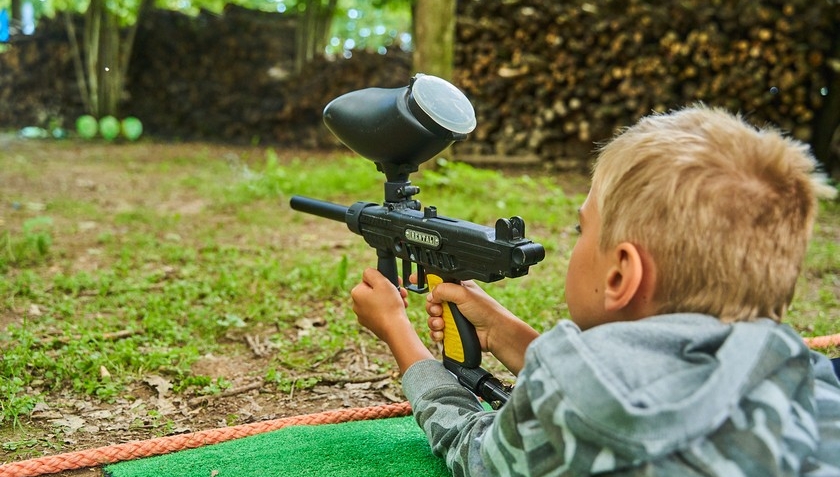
[{"xmin": 603, "ymin": 242, "xmax": 645, "ymax": 312}]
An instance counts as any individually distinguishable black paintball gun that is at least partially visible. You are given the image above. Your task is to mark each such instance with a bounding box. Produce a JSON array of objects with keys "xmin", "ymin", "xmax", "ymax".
[{"xmin": 290, "ymin": 74, "xmax": 545, "ymax": 407}]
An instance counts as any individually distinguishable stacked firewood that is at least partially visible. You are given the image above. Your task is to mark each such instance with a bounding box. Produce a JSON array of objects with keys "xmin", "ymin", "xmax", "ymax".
[
  {"xmin": 272, "ymin": 50, "xmax": 412, "ymax": 148},
  {"xmin": 1, "ymin": 1, "xmax": 836, "ymax": 173},
  {"xmin": 452, "ymin": 0, "xmax": 839, "ymax": 168},
  {"xmin": 126, "ymin": 6, "xmax": 299, "ymax": 143}
]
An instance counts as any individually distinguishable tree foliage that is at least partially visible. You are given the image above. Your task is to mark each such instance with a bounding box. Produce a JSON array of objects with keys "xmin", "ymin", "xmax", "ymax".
[{"xmin": 326, "ymin": 0, "xmax": 412, "ymax": 57}]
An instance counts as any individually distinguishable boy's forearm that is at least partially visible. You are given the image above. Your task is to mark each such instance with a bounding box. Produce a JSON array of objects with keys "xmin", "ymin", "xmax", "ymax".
[
  {"xmin": 488, "ymin": 316, "xmax": 539, "ymax": 375},
  {"xmin": 383, "ymin": 323, "xmax": 435, "ymax": 374},
  {"xmin": 402, "ymin": 359, "xmax": 495, "ymax": 475}
]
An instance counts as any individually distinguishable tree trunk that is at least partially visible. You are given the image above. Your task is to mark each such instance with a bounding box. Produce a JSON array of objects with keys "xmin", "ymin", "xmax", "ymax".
[
  {"xmin": 412, "ymin": 0, "xmax": 456, "ymax": 81},
  {"xmin": 65, "ymin": 12, "xmax": 92, "ymax": 113},
  {"xmin": 66, "ymin": 0, "xmax": 151, "ymax": 118},
  {"xmin": 119, "ymin": 0, "xmax": 155, "ymax": 97},
  {"xmin": 812, "ymin": 26, "xmax": 840, "ymax": 179},
  {"xmin": 295, "ymin": 0, "xmax": 337, "ymax": 74},
  {"xmin": 84, "ymin": 0, "xmax": 102, "ymax": 115},
  {"xmin": 98, "ymin": 7, "xmax": 121, "ymax": 116},
  {"xmin": 10, "ymin": 0, "xmax": 21, "ymax": 26},
  {"xmin": 413, "ymin": 0, "xmax": 458, "ymax": 168}
]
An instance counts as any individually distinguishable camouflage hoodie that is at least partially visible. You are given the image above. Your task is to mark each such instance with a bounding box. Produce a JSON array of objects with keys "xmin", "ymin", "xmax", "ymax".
[{"xmin": 403, "ymin": 313, "xmax": 840, "ymax": 476}]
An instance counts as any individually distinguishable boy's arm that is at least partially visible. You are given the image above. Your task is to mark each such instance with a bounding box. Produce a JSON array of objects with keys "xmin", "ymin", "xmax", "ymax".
[
  {"xmin": 352, "ymin": 268, "xmax": 528, "ymax": 475},
  {"xmin": 809, "ymin": 351, "xmax": 840, "ymax": 470},
  {"xmin": 404, "ymin": 354, "xmax": 578, "ymax": 476},
  {"xmin": 402, "ymin": 359, "xmax": 497, "ymax": 475}
]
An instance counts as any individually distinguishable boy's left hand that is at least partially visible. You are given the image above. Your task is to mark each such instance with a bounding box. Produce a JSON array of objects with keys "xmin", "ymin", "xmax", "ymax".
[
  {"xmin": 351, "ymin": 268, "xmax": 434, "ymax": 373},
  {"xmin": 351, "ymin": 267, "xmax": 409, "ymax": 342}
]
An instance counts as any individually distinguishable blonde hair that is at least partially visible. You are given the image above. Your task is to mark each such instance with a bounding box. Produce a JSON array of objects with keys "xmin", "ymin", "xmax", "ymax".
[{"xmin": 591, "ymin": 105, "xmax": 836, "ymax": 323}]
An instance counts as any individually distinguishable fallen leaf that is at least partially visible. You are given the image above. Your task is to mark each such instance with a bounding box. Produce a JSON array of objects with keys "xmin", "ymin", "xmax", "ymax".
[
  {"xmin": 86, "ymin": 410, "xmax": 113, "ymax": 420},
  {"xmin": 144, "ymin": 374, "xmax": 173, "ymax": 398},
  {"xmin": 31, "ymin": 410, "xmax": 63, "ymax": 420},
  {"xmin": 50, "ymin": 415, "xmax": 85, "ymax": 434},
  {"xmin": 294, "ymin": 317, "xmax": 326, "ymax": 329}
]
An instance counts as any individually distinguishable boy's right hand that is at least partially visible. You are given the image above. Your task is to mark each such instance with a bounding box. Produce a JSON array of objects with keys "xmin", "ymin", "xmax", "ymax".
[
  {"xmin": 424, "ymin": 280, "xmax": 539, "ymax": 375},
  {"xmin": 425, "ymin": 280, "xmax": 499, "ymax": 352}
]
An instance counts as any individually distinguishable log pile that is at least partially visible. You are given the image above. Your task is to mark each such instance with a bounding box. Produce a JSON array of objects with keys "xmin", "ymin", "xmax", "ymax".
[
  {"xmin": 0, "ymin": 20, "xmax": 82, "ymax": 128},
  {"xmin": 451, "ymin": 0, "xmax": 840, "ymax": 169},
  {"xmin": 272, "ymin": 49, "xmax": 411, "ymax": 148},
  {"xmin": 126, "ymin": 6, "xmax": 300, "ymax": 143}
]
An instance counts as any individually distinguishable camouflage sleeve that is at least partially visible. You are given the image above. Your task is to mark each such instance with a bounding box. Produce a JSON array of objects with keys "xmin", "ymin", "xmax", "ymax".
[
  {"xmin": 402, "ymin": 324, "xmax": 840, "ymax": 477},
  {"xmin": 402, "ymin": 359, "xmax": 497, "ymax": 476},
  {"xmin": 804, "ymin": 351, "xmax": 840, "ymax": 475},
  {"xmin": 401, "ymin": 357, "xmax": 608, "ymax": 477}
]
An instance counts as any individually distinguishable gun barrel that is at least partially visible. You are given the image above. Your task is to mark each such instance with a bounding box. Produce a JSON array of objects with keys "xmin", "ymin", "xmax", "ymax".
[{"xmin": 290, "ymin": 196, "xmax": 348, "ymax": 223}]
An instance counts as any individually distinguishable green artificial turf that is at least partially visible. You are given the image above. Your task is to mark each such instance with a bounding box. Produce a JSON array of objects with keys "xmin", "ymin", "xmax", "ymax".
[{"xmin": 104, "ymin": 415, "xmax": 450, "ymax": 477}]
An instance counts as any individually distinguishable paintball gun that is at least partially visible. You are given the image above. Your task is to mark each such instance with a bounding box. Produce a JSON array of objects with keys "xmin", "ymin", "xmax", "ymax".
[{"xmin": 290, "ymin": 74, "xmax": 545, "ymax": 407}]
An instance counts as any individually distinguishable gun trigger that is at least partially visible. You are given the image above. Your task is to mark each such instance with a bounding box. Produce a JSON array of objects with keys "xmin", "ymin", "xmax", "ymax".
[
  {"xmin": 403, "ymin": 261, "xmax": 428, "ymax": 294},
  {"xmin": 416, "ymin": 266, "xmax": 427, "ymax": 291}
]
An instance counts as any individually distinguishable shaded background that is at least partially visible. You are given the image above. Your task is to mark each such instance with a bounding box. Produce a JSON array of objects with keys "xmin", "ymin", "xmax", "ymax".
[{"xmin": 1, "ymin": 0, "xmax": 838, "ymax": 175}]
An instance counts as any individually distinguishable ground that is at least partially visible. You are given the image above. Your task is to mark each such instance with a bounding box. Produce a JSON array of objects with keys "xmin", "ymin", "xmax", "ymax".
[{"xmin": 0, "ymin": 138, "xmax": 417, "ymax": 476}]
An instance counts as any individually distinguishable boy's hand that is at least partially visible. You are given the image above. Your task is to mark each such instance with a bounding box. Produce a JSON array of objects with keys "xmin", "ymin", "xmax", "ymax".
[
  {"xmin": 424, "ymin": 280, "xmax": 539, "ymax": 376},
  {"xmin": 424, "ymin": 280, "xmax": 499, "ymax": 351},
  {"xmin": 351, "ymin": 268, "xmax": 433, "ymax": 373},
  {"xmin": 351, "ymin": 268, "xmax": 409, "ymax": 341}
]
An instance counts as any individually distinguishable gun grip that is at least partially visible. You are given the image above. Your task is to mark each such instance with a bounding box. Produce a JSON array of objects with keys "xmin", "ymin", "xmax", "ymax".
[
  {"xmin": 377, "ymin": 249, "xmax": 399, "ymax": 287},
  {"xmin": 427, "ymin": 274, "xmax": 482, "ymax": 369}
]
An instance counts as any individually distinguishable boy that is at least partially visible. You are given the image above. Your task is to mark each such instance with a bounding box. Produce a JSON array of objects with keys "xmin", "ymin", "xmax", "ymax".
[{"xmin": 350, "ymin": 106, "xmax": 840, "ymax": 476}]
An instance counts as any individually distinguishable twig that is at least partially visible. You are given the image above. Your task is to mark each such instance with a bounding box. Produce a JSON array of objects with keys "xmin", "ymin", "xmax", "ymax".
[
  {"xmin": 308, "ymin": 348, "xmax": 351, "ymax": 369},
  {"xmin": 360, "ymin": 343, "xmax": 370, "ymax": 371},
  {"xmin": 188, "ymin": 381, "xmax": 264, "ymax": 407},
  {"xmin": 42, "ymin": 329, "xmax": 142, "ymax": 347},
  {"xmin": 244, "ymin": 334, "xmax": 275, "ymax": 357},
  {"xmin": 312, "ymin": 372, "xmax": 393, "ymax": 385}
]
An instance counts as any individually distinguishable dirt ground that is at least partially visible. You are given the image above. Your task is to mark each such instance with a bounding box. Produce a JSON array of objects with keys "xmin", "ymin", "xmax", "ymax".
[{"xmin": 0, "ymin": 137, "xmax": 446, "ymax": 476}]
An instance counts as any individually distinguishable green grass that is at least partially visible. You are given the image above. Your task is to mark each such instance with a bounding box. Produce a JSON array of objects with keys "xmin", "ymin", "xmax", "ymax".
[
  {"xmin": 0, "ymin": 146, "xmax": 412, "ymax": 432},
  {"xmin": 0, "ymin": 144, "xmax": 838, "ymax": 435}
]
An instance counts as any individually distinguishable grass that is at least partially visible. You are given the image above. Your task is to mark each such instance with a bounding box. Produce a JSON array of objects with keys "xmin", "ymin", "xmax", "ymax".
[
  {"xmin": 0, "ymin": 146, "xmax": 435, "ymax": 432},
  {"xmin": 0, "ymin": 142, "xmax": 838, "ymax": 434}
]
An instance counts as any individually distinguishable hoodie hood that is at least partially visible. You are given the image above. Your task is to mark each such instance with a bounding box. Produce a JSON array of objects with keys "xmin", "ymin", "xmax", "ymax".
[{"xmin": 525, "ymin": 313, "xmax": 818, "ymax": 461}]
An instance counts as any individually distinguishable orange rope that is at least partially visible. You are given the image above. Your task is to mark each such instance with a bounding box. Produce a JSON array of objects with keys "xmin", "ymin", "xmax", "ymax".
[{"xmin": 0, "ymin": 401, "xmax": 412, "ymax": 477}]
